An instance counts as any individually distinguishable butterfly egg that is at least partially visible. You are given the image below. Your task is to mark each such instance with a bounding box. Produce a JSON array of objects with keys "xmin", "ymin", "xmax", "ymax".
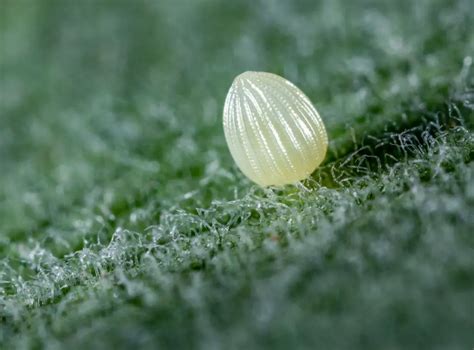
[{"xmin": 223, "ymin": 71, "xmax": 328, "ymax": 186}]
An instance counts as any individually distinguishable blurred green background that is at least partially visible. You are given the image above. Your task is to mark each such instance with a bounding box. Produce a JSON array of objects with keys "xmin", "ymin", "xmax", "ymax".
[{"xmin": 0, "ymin": 0, "xmax": 473, "ymax": 349}]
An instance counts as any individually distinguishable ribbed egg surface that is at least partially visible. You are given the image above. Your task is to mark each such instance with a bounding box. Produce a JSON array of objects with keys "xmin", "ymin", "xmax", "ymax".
[{"xmin": 223, "ymin": 71, "xmax": 328, "ymax": 186}]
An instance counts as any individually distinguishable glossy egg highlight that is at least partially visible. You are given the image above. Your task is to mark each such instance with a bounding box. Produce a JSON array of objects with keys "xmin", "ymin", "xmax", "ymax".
[{"xmin": 223, "ymin": 71, "xmax": 328, "ymax": 186}]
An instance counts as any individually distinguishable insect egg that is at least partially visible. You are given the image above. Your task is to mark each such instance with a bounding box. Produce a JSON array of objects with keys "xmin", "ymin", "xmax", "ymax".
[{"xmin": 223, "ymin": 71, "xmax": 328, "ymax": 186}]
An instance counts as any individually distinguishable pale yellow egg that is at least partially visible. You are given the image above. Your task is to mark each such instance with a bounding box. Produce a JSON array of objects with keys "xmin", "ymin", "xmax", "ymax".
[{"xmin": 223, "ymin": 71, "xmax": 328, "ymax": 186}]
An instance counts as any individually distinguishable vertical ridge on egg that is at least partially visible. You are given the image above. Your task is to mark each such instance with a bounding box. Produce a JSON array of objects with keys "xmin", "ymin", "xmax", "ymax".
[{"xmin": 223, "ymin": 71, "xmax": 328, "ymax": 186}]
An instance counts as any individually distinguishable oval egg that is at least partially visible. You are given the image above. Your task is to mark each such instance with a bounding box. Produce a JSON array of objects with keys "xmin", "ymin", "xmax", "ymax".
[{"xmin": 223, "ymin": 71, "xmax": 328, "ymax": 186}]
